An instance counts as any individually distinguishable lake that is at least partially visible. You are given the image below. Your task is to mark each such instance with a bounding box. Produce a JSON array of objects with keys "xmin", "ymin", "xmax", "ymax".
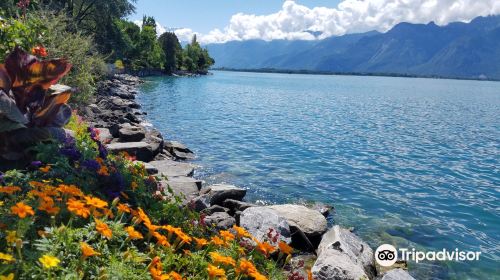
[{"xmin": 138, "ymin": 71, "xmax": 499, "ymax": 279}]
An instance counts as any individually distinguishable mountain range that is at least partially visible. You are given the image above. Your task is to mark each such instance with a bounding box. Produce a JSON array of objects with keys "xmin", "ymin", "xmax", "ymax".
[{"xmin": 206, "ymin": 16, "xmax": 500, "ymax": 80}]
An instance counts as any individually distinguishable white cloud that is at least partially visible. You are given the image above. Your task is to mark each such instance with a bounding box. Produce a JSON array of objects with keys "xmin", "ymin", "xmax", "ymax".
[{"xmin": 188, "ymin": 0, "xmax": 500, "ymax": 44}]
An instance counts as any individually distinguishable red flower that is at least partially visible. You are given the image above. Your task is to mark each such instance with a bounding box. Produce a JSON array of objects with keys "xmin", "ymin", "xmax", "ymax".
[{"xmin": 31, "ymin": 46, "xmax": 48, "ymax": 58}]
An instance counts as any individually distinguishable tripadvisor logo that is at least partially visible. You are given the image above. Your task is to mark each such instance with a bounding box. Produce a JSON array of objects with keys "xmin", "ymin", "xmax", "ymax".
[{"xmin": 375, "ymin": 244, "xmax": 481, "ymax": 267}]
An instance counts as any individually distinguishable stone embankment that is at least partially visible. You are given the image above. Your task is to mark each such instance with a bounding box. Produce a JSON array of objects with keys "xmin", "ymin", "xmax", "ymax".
[{"xmin": 82, "ymin": 74, "xmax": 414, "ymax": 280}]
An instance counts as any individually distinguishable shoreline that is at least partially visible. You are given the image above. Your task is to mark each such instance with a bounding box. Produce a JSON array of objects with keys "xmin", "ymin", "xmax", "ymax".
[
  {"xmin": 82, "ymin": 73, "xmax": 415, "ymax": 280},
  {"xmin": 213, "ymin": 68, "xmax": 499, "ymax": 82}
]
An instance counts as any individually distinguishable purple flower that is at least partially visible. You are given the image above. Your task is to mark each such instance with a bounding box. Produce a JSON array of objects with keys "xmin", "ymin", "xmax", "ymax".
[
  {"xmin": 102, "ymin": 171, "xmax": 125, "ymax": 199},
  {"xmin": 60, "ymin": 147, "xmax": 82, "ymax": 161},
  {"xmin": 30, "ymin": 161, "xmax": 42, "ymax": 167},
  {"xmin": 81, "ymin": 159, "xmax": 100, "ymax": 171},
  {"xmin": 0, "ymin": 172, "xmax": 4, "ymax": 184},
  {"xmin": 98, "ymin": 143, "xmax": 108, "ymax": 159}
]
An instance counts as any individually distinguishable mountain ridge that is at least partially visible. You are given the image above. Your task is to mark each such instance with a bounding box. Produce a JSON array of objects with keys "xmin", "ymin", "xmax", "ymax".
[{"xmin": 206, "ymin": 16, "xmax": 500, "ymax": 79}]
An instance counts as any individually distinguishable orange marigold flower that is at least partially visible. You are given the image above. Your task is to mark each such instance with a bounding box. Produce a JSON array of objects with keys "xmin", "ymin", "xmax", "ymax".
[
  {"xmin": 173, "ymin": 228, "xmax": 191, "ymax": 244},
  {"xmin": 11, "ymin": 202, "xmax": 35, "ymax": 218},
  {"xmin": 307, "ymin": 269, "xmax": 313, "ymax": 280},
  {"xmin": 209, "ymin": 252, "xmax": 236, "ymax": 267},
  {"xmin": 0, "ymin": 186, "xmax": 21, "ymax": 194},
  {"xmin": 168, "ymin": 271, "xmax": 183, "ymax": 280},
  {"xmin": 80, "ymin": 242, "xmax": 100, "ymax": 259},
  {"xmin": 148, "ymin": 256, "xmax": 163, "ymax": 280},
  {"xmin": 67, "ymin": 199, "xmax": 90, "ymax": 218},
  {"xmin": 194, "ymin": 237, "xmax": 208, "ymax": 248},
  {"xmin": 125, "ymin": 226, "xmax": 143, "ymax": 240},
  {"xmin": 57, "ymin": 184, "xmax": 83, "ymax": 197},
  {"xmin": 85, "ymin": 196, "xmax": 108, "ymax": 209},
  {"xmin": 38, "ymin": 198, "xmax": 60, "ymax": 215},
  {"xmin": 39, "ymin": 166, "xmax": 51, "ymax": 173},
  {"xmin": 278, "ymin": 241, "xmax": 293, "ymax": 255},
  {"xmin": 29, "ymin": 181, "xmax": 45, "ymax": 188},
  {"xmin": 250, "ymin": 272, "xmax": 268, "ymax": 280},
  {"xmin": 95, "ymin": 219, "xmax": 112, "ymax": 239},
  {"xmin": 256, "ymin": 241, "xmax": 276, "ymax": 257},
  {"xmin": 117, "ymin": 203, "xmax": 131, "ymax": 213},
  {"xmin": 136, "ymin": 207, "xmax": 152, "ymax": 225},
  {"xmin": 152, "ymin": 232, "xmax": 171, "ymax": 247},
  {"xmin": 130, "ymin": 181, "xmax": 138, "ymax": 190},
  {"xmin": 232, "ymin": 225, "xmax": 251, "ymax": 238},
  {"xmin": 236, "ymin": 259, "xmax": 258, "ymax": 275},
  {"xmin": 219, "ymin": 230, "xmax": 235, "ymax": 242},
  {"xmin": 211, "ymin": 236, "xmax": 227, "ymax": 246},
  {"xmin": 207, "ymin": 264, "xmax": 226, "ymax": 279}
]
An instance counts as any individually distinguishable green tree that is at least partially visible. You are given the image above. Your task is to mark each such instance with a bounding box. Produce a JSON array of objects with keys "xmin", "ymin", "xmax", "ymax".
[
  {"xmin": 158, "ymin": 32, "xmax": 182, "ymax": 73},
  {"xmin": 181, "ymin": 35, "xmax": 214, "ymax": 72}
]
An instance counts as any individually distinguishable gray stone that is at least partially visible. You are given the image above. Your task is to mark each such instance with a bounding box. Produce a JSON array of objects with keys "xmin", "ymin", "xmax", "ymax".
[
  {"xmin": 165, "ymin": 141, "xmax": 192, "ymax": 153},
  {"xmin": 118, "ymin": 124, "xmax": 145, "ymax": 142},
  {"xmin": 134, "ymin": 161, "xmax": 158, "ymax": 174},
  {"xmin": 204, "ymin": 212, "xmax": 236, "ymax": 230},
  {"xmin": 172, "ymin": 150, "xmax": 196, "ymax": 160},
  {"xmin": 379, "ymin": 269, "xmax": 415, "ymax": 280},
  {"xmin": 308, "ymin": 202, "xmax": 333, "ymax": 217},
  {"xmin": 312, "ymin": 225, "xmax": 376, "ymax": 280},
  {"xmin": 144, "ymin": 129, "xmax": 164, "ymax": 156},
  {"xmin": 189, "ymin": 194, "xmax": 211, "ymax": 212},
  {"xmin": 201, "ymin": 205, "xmax": 229, "ymax": 215},
  {"xmin": 149, "ymin": 160, "xmax": 195, "ymax": 177},
  {"xmin": 267, "ymin": 204, "xmax": 327, "ymax": 239},
  {"xmin": 106, "ymin": 142, "xmax": 153, "ymax": 162},
  {"xmin": 202, "ymin": 184, "xmax": 247, "ymax": 206},
  {"xmin": 240, "ymin": 207, "xmax": 291, "ymax": 244},
  {"xmin": 162, "ymin": 177, "xmax": 200, "ymax": 202},
  {"xmin": 223, "ymin": 199, "xmax": 255, "ymax": 212},
  {"xmin": 96, "ymin": 127, "xmax": 113, "ymax": 144}
]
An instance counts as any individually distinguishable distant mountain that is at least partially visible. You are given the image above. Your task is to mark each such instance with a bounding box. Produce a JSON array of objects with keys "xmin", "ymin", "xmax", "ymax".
[{"xmin": 206, "ymin": 16, "xmax": 500, "ymax": 79}]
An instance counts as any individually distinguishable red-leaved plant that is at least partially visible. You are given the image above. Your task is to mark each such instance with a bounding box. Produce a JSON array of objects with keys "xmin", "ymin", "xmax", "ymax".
[{"xmin": 0, "ymin": 47, "xmax": 72, "ymax": 161}]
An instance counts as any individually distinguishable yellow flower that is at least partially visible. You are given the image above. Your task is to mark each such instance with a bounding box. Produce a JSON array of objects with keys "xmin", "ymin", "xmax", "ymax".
[
  {"xmin": 5, "ymin": 231, "xmax": 17, "ymax": 244},
  {"xmin": 168, "ymin": 271, "xmax": 183, "ymax": 280},
  {"xmin": 278, "ymin": 241, "xmax": 293, "ymax": 255},
  {"xmin": 209, "ymin": 252, "xmax": 236, "ymax": 267},
  {"xmin": 66, "ymin": 199, "xmax": 90, "ymax": 218},
  {"xmin": 85, "ymin": 196, "xmax": 108, "ymax": 209},
  {"xmin": 125, "ymin": 226, "xmax": 143, "ymax": 240},
  {"xmin": 39, "ymin": 255, "xmax": 60, "ymax": 269},
  {"xmin": 211, "ymin": 236, "xmax": 227, "ymax": 247},
  {"xmin": 0, "ymin": 201, "xmax": 3, "ymax": 207},
  {"xmin": 0, "ymin": 273, "xmax": 14, "ymax": 280},
  {"xmin": 0, "ymin": 252, "xmax": 15, "ymax": 262},
  {"xmin": 95, "ymin": 219, "xmax": 112, "ymax": 239},
  {"xmin": 11, "ymin": 202, "xmax": 35, "ymax": 218},
  {"xmin": 80, "ymin": 242, "xmax": 100, "ymax": 259},
  {"xmin": 207, "ymin": 264, "xmax": 226, "ymax": 279},
  {"xmin": 131, "ymin": 181, "xmax": 138, "ymax": 190}
]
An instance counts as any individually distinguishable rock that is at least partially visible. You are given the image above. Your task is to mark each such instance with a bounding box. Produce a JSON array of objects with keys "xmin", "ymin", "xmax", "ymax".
[
  {"xmin": 162, "ymin": 177, "xmax": 200, "ymax": 202},
  {"xmin": 267, "ymin": 204, "xmax": 327, "ymax": 242},
  {"xmin": 172, "ymin": 150, "xmax": 196, "ymax": 160},
  {"xmin": 118, "ymin": 124, "xmax": 145, "ymax": 142},
  {"xmin": 240, "ymin": 207, "xmax": 291, "ymax": 244},
  {"xmin": 144, "ymin": 129, "xmax": 164, "ymax": 157},
  {"xmin": 149, "ymin": 160, "xmax": 195, "ymax": 177},
  {"xmin": 312, "ymin": 225, "xmax": 376, "ymax": 280},
  {"xmin": 96, "ymin": 127, "xmax": 113, "ymax": 144},
  {"xmin": 223, "ymin": 199, "xmax": 255, "ymax": 214},
  {"xmin": 201, "ymin": 184, "xmax": 247, "ymax": 206},
  {"xmin": 378, "ymin": 269, "xmax": 415, "ymax": 280},
  {"xmin": 189, "ymin": 194, "xmax": 211, "ymax": 212},
  {"xmin": 201, "ymin": 205, "xmax": 229, "ymax": 215},
  {"xmin": 165, "ymin": 141, "xmax": 195, "ymax": 160},
  {"xmin": 204, "ymin": 212, "xmax": 236, "ymax": 230},
  {"xmin": 308, "ymin": 202, "xmax": 333, "ymax": 217},
  {"xmin": 106, "ymin": 142, "xmax": 154, "ymax": 162}
]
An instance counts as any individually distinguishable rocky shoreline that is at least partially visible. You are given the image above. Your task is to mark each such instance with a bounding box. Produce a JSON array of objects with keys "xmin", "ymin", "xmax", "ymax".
[{"xmin": 82, "ymin": 74, "xmax": 414, "ymax": 280}]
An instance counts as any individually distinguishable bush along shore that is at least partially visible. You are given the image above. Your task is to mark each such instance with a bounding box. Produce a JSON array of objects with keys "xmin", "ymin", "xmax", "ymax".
[{"xmin": 77, "ymin": 73, "xmax": 416, "ymax": 280}]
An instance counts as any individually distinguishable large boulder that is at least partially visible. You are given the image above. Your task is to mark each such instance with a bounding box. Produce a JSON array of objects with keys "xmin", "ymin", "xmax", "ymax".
[
  {"xmin": 223, "ymin": 199, "xmax": 255, "ymax": 214},
  {"xmin": 312, "ymin": 225, "xmax": 376, "ymax": 280},
  {"xmin": 144, "ymin": 129, "xmax": 164, "ymax": 157},
  {"xmin": 201, "ymin": 184, "xmax": 247, "ymax": 206},
  {"xmin": 162, "ymin": 177, "xmax": 201, "ymax": 202},
  {"xmin": 165, "ymin": 141, "xmax": 195, "ymax": 160},
  {"xmin": 204, "ymin": 212, "xmax": 236, "ymax": 230},
  {"xmin": 267, "ymin": 204, "xmax": 327, "ymax": 241},
  {"xmin": 378, "ymin": 269, "xmax": 415, "ymax": 280},
  {"xmin": 240, "ymin": 207, "xmax": 291, "ymax": 244},
  {"xmin": 106, "ymin": 142, "xmax": 153, "ymax": 162},
  {"xmin": 118, "ymin": 124, "xmax": 145, "ymax": 142},
  {"xmin": 149, "ymin": 160, "xmax": 195, "ymax": 177}
]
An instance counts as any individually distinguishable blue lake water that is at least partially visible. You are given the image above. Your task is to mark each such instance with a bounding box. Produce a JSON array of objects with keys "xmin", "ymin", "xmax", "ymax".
[{"xmin": 138, "ymin": 71, "xmax": 500, "ymax": 279}]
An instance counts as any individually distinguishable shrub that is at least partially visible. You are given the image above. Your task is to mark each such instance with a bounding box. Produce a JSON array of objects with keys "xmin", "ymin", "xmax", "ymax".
[
  {"xmin": 0, "ymin": 15, "xmax": 45, "ymax": 61},
  {"xmin": 30, "ymin": 10, "xmax": 107, "ymax": 105}
]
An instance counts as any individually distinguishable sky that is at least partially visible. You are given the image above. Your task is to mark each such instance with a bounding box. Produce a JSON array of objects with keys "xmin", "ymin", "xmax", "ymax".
[{"xmin": 130, "ymin": 0, "xmax": 500, "ymax": 44}]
